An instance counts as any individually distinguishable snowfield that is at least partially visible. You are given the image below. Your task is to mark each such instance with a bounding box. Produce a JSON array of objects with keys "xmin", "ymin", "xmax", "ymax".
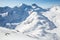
[{"xmin": 0, "ymin": 27, "xmax": 38, "ymax": 40}]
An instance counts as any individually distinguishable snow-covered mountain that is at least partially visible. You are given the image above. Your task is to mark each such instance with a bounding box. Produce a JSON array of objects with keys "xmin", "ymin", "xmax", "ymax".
[
  {"xmin": 0, "ymin": 4, "xmax": 47, "ymax": 29},
  {"xmin": 43, "ymin": 6, "xmax": 60, "ymax": 37},
  {"xmin": 15, "ymin": 6, "xmax": 60, "ymax": 40},
  {"xmin": 43, "ymin": 6, "xmax": 60, "ymax": 27},
  {"xmin": 0, "ymin": 4, "xmax": 60, "ymax": 40}
]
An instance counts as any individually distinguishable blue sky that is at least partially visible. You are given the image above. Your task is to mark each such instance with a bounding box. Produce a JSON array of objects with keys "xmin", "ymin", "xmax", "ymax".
[{"xmin": 0, "ymin": 0, "xmax": 60, "ymax": 8}]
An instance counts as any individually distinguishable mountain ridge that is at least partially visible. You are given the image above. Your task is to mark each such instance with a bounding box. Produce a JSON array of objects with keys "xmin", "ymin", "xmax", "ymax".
[{"xmin": 0, "ymin": 4, "xmax": 47, "ymax": 29}]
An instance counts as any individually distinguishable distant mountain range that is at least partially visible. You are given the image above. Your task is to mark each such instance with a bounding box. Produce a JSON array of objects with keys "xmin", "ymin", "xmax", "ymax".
[{"xmin": 0, "ymin": 4, "xmax": 47, "ymax": 29}]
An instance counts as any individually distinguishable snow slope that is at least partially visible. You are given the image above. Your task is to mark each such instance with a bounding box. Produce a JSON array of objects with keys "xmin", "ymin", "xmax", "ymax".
[
  {"xmin": 43, "ymin": 6, "xmax": 60, "ymax": 37},
  {"xmin": 16, "ymin": 11, "xmax": 58, "ymax": 40},
  {"xmin": 43, "ymin": 6, "xmax": 60, "ymax": 26},
  {"xmin": 0, "ymin": 27, "xmax": 38, "ymax": 40}
]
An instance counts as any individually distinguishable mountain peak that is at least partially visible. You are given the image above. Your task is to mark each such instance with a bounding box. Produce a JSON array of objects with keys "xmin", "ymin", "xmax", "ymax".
[
  {"xmin": 50, "ymin": 6, "xmax": 60, "ymax": 12},
  {"xmin": 32, "ymin": 4, "xmax": 38, "ymax": 6},
  {"xmin": 32, "ymin": 4, "xmax": 39, "ymax": 9}
]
